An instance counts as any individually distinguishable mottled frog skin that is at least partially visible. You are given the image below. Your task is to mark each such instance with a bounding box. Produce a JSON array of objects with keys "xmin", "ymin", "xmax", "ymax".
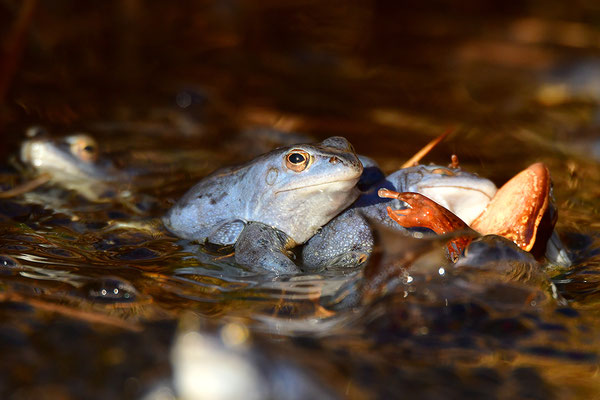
[
  {"xmin": 302, "ymin": 163, "xmax": 498, "ymax": 270},
  {"xmin": 163, "ymin": 136, "xmax": 363, "ymax": 273}
]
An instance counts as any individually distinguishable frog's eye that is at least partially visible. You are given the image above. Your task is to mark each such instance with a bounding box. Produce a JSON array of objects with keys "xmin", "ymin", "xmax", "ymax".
[
  {"xmin": 285, "ymin": 150, "xmax": 310, "ymax": 172},
  {"xmin": 68, "ymin": 134, "xmax": 99, "ymax": 163},
  {"xmin": 430, "ymin": 168, "xmax": 455, "ymax": 176}
]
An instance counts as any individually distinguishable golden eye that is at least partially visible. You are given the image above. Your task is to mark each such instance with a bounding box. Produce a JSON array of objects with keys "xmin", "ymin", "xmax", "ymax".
[
  {"xmin": 68, "ymin": 134, "xmax": 99, "ymax": 162},
  {"xmin": 431, "ymin": 168, "xmax": 455, "ymax": 176},
  {"xmin": 285, "ymin": 150, "xmax": 309, "ymax": 172}
]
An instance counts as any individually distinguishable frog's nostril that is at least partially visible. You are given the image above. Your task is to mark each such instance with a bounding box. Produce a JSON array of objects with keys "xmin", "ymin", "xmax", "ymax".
[{"xmin": 329, "ymin": 156, "xmax": 339, "ymax": 164}]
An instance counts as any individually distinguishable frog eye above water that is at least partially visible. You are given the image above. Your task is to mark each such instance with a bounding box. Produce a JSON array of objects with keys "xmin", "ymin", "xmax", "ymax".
[
  {"xmin": 285, "ymin": 150, "xmax": 310, "ymax": 172},
  {"xmin": 68, "ymin": 134, "xmax": 99, "ymax": 163}
]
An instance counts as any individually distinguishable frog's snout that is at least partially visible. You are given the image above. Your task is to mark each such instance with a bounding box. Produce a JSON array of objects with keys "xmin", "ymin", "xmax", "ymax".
[
  {"xmin": 329, "ymin": 156, "xmax": 340, "ymax": 164},
  {"xmin": 20, "ymin": 140, "xmax": 41, "ymax": 166}
]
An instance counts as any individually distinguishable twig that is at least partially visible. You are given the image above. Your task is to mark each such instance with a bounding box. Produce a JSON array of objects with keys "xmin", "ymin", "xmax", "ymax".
[
  {"xmin": 0, "ymin": 172, "xmax": 50, "ymax": 198},
  {"xmin": 0, "ymin": 291, "xmax": 144, "ymax": 332},
  {"xmin": 400, "ymin": 126, "xmax": 455, "ymax": 168}
]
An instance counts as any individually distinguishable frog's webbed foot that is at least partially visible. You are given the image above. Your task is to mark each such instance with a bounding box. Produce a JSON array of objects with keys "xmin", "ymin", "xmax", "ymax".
[
  {"xmin": 471, "ymin": 163, "xmax": 550, "ymax": 251},
  {"xmin": 470, "ymin": 162, "xmax": 569, "ymax": 264},
  {"xmin": 378, "ymin": 189, "xmax": 473, "ymax": 261},
  {"xmin": 234, "ymin": 222, "xmax": 300, "ymax": 274},
  {"xmin": 379, "ymin": 189, "xmax": 470, "ymax": 233},
  {"xmin": 302, "ymin": 208, "xmax": 372, "ymax": 271}
]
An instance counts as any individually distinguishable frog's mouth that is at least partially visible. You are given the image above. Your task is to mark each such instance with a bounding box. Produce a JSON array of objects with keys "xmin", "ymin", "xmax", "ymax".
[{"xmin": 275, "ymin": 177, "xmax": 359, "ymax": 193}]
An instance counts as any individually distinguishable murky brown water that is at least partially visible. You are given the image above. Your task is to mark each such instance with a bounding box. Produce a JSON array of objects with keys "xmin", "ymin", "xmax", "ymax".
[{"xmin": 1, "ymin": 1, "xmax": 600, "ymax": 399}]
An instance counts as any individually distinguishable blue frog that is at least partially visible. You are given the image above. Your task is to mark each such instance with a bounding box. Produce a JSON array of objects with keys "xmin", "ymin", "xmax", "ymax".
[{"xmin": 163, "ymin": 137, "xmax": 363, "ymax": 273}]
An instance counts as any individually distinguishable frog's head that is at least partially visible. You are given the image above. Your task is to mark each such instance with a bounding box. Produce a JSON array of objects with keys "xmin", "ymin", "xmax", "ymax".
[
  {"xmin": 253, "ymin": 136, "xmax": 363, "ymax": 244},
  {"xmin": 401, "ymin": 165, "xmax": 498, "ymax": 225},
  {"xmin": 20, "ymin": 129, "xmax": 122, "ymax": 180},
  {"xmin": 20, "ymin": 129, "xmax": 123, "ymax": 197}
]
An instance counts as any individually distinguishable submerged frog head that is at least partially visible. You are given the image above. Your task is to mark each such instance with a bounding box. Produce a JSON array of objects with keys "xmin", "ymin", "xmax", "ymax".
[
  {"xmin": 164, "ymin": 136, "xmax": 363, "ymax": 245},
  {"xmin": 19, "ymin": 128, "xmax": 125, "ymax": 199},
  {"xmin": 398, "ymin": 164, "xmax": 498, "ymax": 225}
]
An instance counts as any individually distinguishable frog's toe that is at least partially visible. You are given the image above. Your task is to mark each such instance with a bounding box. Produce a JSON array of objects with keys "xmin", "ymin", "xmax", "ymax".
[
  {"xmin": 545, "ymin": 231, "xmax": 572, "ymax": 267},
  {"xmin": 386, "ymin": 206, "xmax": 410, "ymax": 221},
  {"xmin": 234, "ymin": 222, "xmax": 300, "ymax": 274},
  {"xmin": 304, "ymin": 251, "xmax": 369, "ymax": 272},
  {"xmin": 327, "ymin": 251, "xmax": 369, "ymax": 270}
]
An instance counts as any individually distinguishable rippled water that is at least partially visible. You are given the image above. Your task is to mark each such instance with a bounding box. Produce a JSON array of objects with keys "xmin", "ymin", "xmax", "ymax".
[{"xmin": 1, "ymin": 1, "xmax": 600, "ymax": 399}]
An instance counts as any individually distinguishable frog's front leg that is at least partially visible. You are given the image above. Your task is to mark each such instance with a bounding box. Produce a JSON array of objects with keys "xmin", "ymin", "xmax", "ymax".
[
  {"xmin": 301, "ymin": 209, "xmax": 373, "ymax": 271},
  {"xmin": 234, "ymin": 222, "xmax": 301, "ymax": 274}
]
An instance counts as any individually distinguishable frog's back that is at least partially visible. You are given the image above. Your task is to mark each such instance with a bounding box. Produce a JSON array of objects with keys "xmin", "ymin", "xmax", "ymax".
[{"xmin": 163, "ymin": 165, "xmax": 254, "ymax": 244}]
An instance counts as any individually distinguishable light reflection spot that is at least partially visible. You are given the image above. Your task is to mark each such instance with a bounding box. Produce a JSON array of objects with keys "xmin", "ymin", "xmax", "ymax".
[
  {"xmin": 416, "ymin": 327, "xmax": 429, "ymax": 335},
  {"xmin": 221, "ymin": 322, "xmax": 249, "ymax": 348}
]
